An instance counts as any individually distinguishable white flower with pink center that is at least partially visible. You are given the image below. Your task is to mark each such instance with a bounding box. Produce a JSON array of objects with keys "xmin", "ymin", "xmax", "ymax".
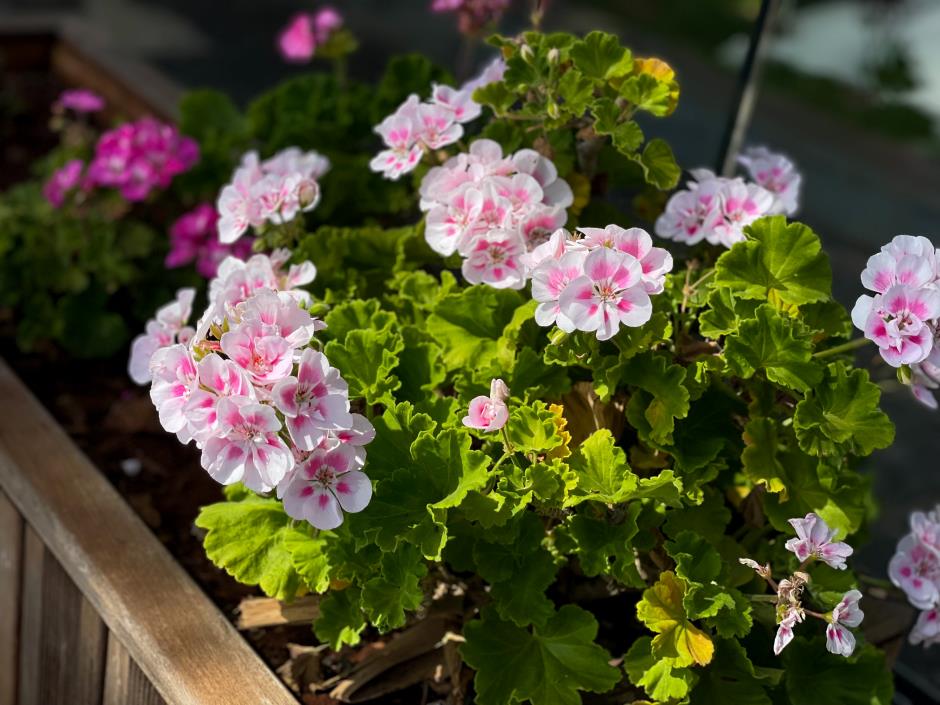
[
  {"xmin": 149, "ymin": 344, "xmax": 199, "ymax": 439},
  {"xmin": 713, "ymin": 179, "xmax": 774, "ymax": 248},
  {"xmin": 184, "ymin": 353, "xmax": 254, "ymax": 445},
  {"xmin": 220, "ymin": 323, "xmax": 295, "ymax": 385},
  {"xmin": 318, "ymin": 413, "xmax": 376, "ymax": 467},
  {"xmin": 262, "ymin": 146, "xmax": 331, "ymax": 182},
  {"xmin": 431, "ymin": 83, "xmax": 481, "ymax": 124},
  {"xmin": 773, "ymin": 608, "xmax": 803, "ymax": 655},
  {"xmin": 558, "ymin": 247, "xmax": 652, "ymax": 341},
  {"xmin": 519, "ymin": 228, "xmax": 573, "ymax": 271},
  {"xmin": 531, "ymin": 249, "xmax": 587, "ymax": 332},
  {"xmin": 889, "ymin": 534, "xmax": 940, "ymax": 609},
  {"xmin": 852, "ymin": 285, "xmax": 940, "ymax": 367},
  {"xmin": 737, "ymin": 146, "xmax": 801, "ymax": 216},
  {"xmin": 369, "ymin": 114, "xmax": 424, "ymax": 180},
  {"xmin": 462, "ymin": 378, "xmax": 510, "ymax": 432},
  {"xmin": 425, "ymin": 187, "xmax": 486, "ymax": 256},
  {"xmin": 860, "ymin": 251, "xmax": 936, "ymax": 294},
  {"xmin": 577, "ymin": 225, "xmax": 673, "ymax": 295},
  {"xmin": 128, "ymin": 288, "xmax": 195, "ymax": 385},
  {"xmin": 510, "ymin": 148, "xmax": 573, "ymax": 209},
  {"xmin": 238, "ymin": 289, "xmax": 319, "ymax": 349},
  {"xmin": 519, "ymin": 205, "xmax": 567, "ymax": 250},
  {"xmin": 882, "ymin": 235, "xmax": 940, "ymax": 277},
  {"xmin": 784, "ymin": 513, "xmax": 853, "ymax": 570},
  {"xmin": 655, "ymin": 178, "xmax": 724, "ymax": 245},
  {"xmin": 415, "ymin": 103, "xmax": 463, "ymax": 150},
  {"xmin": 201, "ymin": 399, "xmax": 294, "ymax": 492},
  {"xmin": 278, "ymin": 445, "xmax": 372, "ymax": 530},
  {"xmin": 461, "ymin": 229, "xmax": 526, "ymax": 289},
  {"xmin": 825, "ymin": 590, "xmax": 863, "ymax": 658},
  {"xmin": 273, "ymin": 349, "xmax": 352, "ymax": 451},
  {"xmin": 912, "ymin": 506, "xmax": 940, "ymax": 557},
  {"xmin": 911, "ymin": 360, "xmax": 940, "ymax": 410},
  {"xmin": 910, "ymin": 608, "xmax": 940, "ymax": 647}
]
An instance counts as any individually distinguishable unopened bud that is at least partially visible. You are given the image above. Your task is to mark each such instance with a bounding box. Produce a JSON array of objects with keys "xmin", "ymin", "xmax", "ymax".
[
  {"xmin": 547, "ymin": 47, "xmax": 560, "ymax": 65},
  {"xmin": 547, "ymin": 101, "xmax": 560, "ymax": 119},
  {"xmin": 520, "ymin": 43, "xmax": 534, "ymax": 63},
  {"xmin": 296, "ymin": 178, "xmax": 320, "ymax": 211}
]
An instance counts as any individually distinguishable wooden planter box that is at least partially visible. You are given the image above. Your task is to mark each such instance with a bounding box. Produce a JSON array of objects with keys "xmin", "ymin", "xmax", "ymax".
[{"xmin": 0, "ymin": 358, "xmax": 300, "ymax": 705}]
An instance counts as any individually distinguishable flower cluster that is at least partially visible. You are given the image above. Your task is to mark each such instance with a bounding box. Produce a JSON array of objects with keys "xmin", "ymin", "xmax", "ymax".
[
  {"xmin": 889, "ymin": 506, "xmax": 940, "ymax": 648},
  {"xmin": 128, "ymin": 288, "xmax": 196, "ymax": 385},
  {"xmin": 655, "ymin": 146, "xmax": 801, "ymax": 248},
  {"xmin": 528, "ymin": 225, "xmax": 672, "ymax": 340},
  {"xmin": 54, "ymin": 88, "xmax": 105, "ymax": 114},
  {"xmin": 278, "ymin": 6, "xmax": 343, "ymax": 63},
  {"xmin": 430, "ymin": 0, "xmax": 510, "ymax": 35},
  {"xmin": 740, "ymin": 513, "xmax": 864, "ymax": 658},
  {"xmin": 42, "ymin": 159, "xmax": 84, "ymax": 208},
  {"xmin": 86, "ymin": 117, "xmax": 199, "ymax": 201},
  {"xmin": 131, "ymin": 251, "xmax": 374, "ymax": 530},
  {"xmin": 463, "ymin": 378, "xmax": 510, "ymax": 432},
  {"xmin": 217, "ymin": 147, "xmax": 330, "ymax": 245},
  {"xmin": 369, "ymin": 58, "xmax": 505, "ymax": 180},
  {"xmin": 852, "ymin": 235, "xmax": 940, "ymax": 405},
  {"xmin": 166, "ymin": 203, "xmax": 254, "ymax": 278}
]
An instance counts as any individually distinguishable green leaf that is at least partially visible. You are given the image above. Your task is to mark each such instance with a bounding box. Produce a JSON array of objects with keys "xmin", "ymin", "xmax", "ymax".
[
  {"xmin": 324, "ymin": 327, "xmax": 404, "ymax": 406},
  {"xmin": 323, "ymin": 298, "xmax": 396, "ymax": 343},
  {"xmin": 426, "ymin": 286, "xmax": 525, "ymax": 370},
  {"xmin": 690, "ymin": 639, "xmax": 772, "ymax": 705},
  {"xmin": 570, "ymin": 31, "xmax": 633, "ymax": 80},
  {"xmin": 620, "ymin": 73, "xmax": 675, "ymax": 116},
  {"xmin": 665, "ymin": 531, "xmax": 721, "ymax": 585},
  {"xmin": 509, "ymin": 347, "xmax": 572, "ymax": 400},
  {"xmin": 373, "ymin": 54, "xmax": 452, "ymax": 120},
  {"xmin": 724, "ymin": 305, "xmax": 822, "ymax": 392},
  {"xmin": 714, "ymin": 216, "xmax": 832, "ymax": 306},
  {"xmin": 784, "ymin": 639, "xmax": 893, "ymax": 705},
  {"xmin": 565, "ymin": 429, "xmax": 638, "ymax": 506},
  {"xmin": 794, "ymin": 363, "xmax": 895, "ymax": 457},
  {"xmin": 415, "ymin": 428, "xmax": 492, "ymax": 510},
  {"xmin": 367, "ymin": 401, "xmax": 436, "ymax": 479},
  {"xmin": 623, "ymin": 353, "xmax": 690, "ymax": 444},
  {"xmin": 195, "ymin": 496, "xmax": 302, "ymax": 601},
  {"xmin": 462, "ymin": 605, "xmax": 621, "ymax": 705},
  {"xmin": 629, "ymin": 138, "xmax": 681, "ymax": 189},
  {"xmin": 360, "ymin": 545, "xmax": 427, "ymax": 632},
  {"xmin": 562, "ymin": 504, "xmax": 644, "ymax": 586},
  {"xmin": 741, "ymin": 417, "xmax": 787, "ymax": 494},
  {"xmin": 314, "ymin": 588, "xmax": 366, "ymax": 650},
  {"xmin": 636, "ymin": 571, "xmax": 714, "ymax": 667},
  {"xmin": 625, "ymin": 636, "xmax": 698, "ymax": 702},
  {"xmin": 282, "ymin": 529, "xmax": 331, "ymax": 593},
  {"xmin": 506, "ymin": 401, "xmax": 564, "ymax": 454}
]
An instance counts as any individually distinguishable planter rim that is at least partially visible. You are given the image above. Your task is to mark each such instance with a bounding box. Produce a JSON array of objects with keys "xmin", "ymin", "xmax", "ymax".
[{"xmin": 0, "ymin": 357, "xmax": 299, "ymax": 705}]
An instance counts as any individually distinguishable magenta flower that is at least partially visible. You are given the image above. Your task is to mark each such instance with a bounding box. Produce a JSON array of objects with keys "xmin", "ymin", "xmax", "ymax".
[
  {"xmin": 531, "ymin": 249, "xmax": 587, "ymax": 332},
  {"xmin": 166, "ymin": 203, "xmax": 254, "ymax": 278},
  {"xmin": 278, "ymin": 13, "xmax": 316, "ymax": 63},
  {"xmin": 278, "ymin": 446, "xmax": 371, "ymax": 530},
  {"xmin": 773, "ymin": 608, "xmax": 803, "ymax": 656},
  {"xmin": 558, "ymin": 247, "xmax": 652, "ymax": 341},
  {"xmin": 461, "ymin": 229, "xmax": 527, "ymax": 289},
  {"xmin": 463, "ymin": 378, "xmax": 510, "ymax": 432},
  {"xmin": 42, "ymin": 159, "xmax": 84, "ymax": 207},
  {"xmin": 825, "ymin": 590, "xmax": 863, "ymax": 657},
  {"xmin": 201, "ymin": 399, "xmax": 294, "ymax": 492},
  {"xmin": 272, "ymin": 349, "xmax": 352, "ymax": 451},
  {"xmin": 55, "ymin": 89, "xmax": 104, "ymax": 114},
  {"xmin": 852, "ymin": 285, "xmax": 940, "ymax": 367},
  {"xmin": 784, "ymin": 513, "xmax": 853, "ymax": 570},
  {"xmin": 910, "ymin": 608, "xmax": 940, "ymax": 647}
]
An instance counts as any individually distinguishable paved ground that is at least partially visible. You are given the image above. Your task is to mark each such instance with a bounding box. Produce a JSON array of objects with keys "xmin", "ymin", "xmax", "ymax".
[{"xmin": 4, "ymin": 0, "xmax": 940, "ymax": 689}]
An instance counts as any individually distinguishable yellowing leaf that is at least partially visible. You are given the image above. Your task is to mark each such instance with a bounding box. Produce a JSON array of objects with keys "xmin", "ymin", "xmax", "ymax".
[
  {"xmin": 636, "ymin": 571, "xmax": 714, "ymax": 667},
  {"xmin": 545, "ymin": 403, "xmax": 572, "ymax": 460}
]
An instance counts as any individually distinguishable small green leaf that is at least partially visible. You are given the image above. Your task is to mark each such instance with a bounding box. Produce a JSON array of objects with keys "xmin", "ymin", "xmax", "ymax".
[
  {"xmin": 506, "ymin": 401, "xmax": 564, "ymax": 454},
  {"xmin": 625, "ymin": 636, "xmax": 698, "ymax": 701},
  {"xmin": 324, "ymin": 327, "xmax": 404, "ymax": 406},
  {"xmin": 314, "ymin": 588, "xmax": 366, "ymax": 650},
  {"xmin": 565, "ymin": 429, "xmax": 639, "ymax": 506},
  {"xmin": 360, "ymin": 545, "xmax": 427, "ymax": 632},
  {"xmin": 282, "ymin": 529, "xmax": 331, "ymax": 593},
  {"xmin": 570, "ymin": 31, "xmax": 633, "ymax": 80},
  {"xmin": 629, "ymin": 138, "xmax": 681, "ymax": 189},
  {"xmin": 623, "ymin": 353, "xmax": 690, "ymax": 444},
  {"xmin": 636, "ymin": 571, "xmax": 714, "ymax": 667}
]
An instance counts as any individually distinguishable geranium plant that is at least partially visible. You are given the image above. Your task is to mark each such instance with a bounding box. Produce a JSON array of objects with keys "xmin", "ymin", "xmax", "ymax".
[{"xmin": 118, "ymin": 19, "xmax": 924, "ymax": 705}]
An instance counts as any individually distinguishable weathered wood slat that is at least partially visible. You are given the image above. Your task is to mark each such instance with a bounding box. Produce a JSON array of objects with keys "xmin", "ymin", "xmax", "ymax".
[
  {"xmin": 103, "ymin": 633, "xmax": 166, "ymax": 705},
  {"xmin": 38, "ymin": 547, "xmax": 108, "ymax": 705},
  {"xmin": 17, "ymin": 526, "xmax": 44, "ymax": 705},
  {"xmin": 0, "ymin": 358, "xmax": 298, "ymax": 705},
  {"xmin": 0, "ymin": 491, "xmax": 22, "ymax": 705}
]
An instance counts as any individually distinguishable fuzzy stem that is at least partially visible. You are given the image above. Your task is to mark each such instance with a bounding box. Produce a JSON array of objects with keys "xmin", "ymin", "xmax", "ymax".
[{"xmin": 813, "ymin": 337, "xmax": 872, "ymax": 359}]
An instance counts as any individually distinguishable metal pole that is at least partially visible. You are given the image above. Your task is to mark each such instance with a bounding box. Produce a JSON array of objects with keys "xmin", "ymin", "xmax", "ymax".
[{"xmin": 715, "ymin": 0, "xmax": 782, "ymax": 176}]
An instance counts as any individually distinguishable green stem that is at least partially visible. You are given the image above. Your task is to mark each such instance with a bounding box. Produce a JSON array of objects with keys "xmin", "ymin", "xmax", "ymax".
[
  {"xmin": 747, "ymin": 594, "xmax": 777, "ymax": 603},
  {"xmin": 813, "ymin": 337, "xmax": 872, "ymax": 359}
]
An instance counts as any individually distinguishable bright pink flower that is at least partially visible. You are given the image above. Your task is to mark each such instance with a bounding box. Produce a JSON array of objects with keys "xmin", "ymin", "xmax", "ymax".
[
  {"xmin": 910, "ymin": 608, "xmax": 940, "ymax": 647},
  {"xmin": 462, "ymin": 378, "xmax": 510, "ymax": 432},
  {"xmin": 201, "ymin": 399, "xmax": 294, "ymax": 492},
  {"xmin": 272, "ymin": 349, "xmax": 352, "ymax": 450},
  {"xmin": 278, "ymin": 13, "xmax": 316, "ymax": 63},
  {"xmin": 461, "ymin": 229, "xmax": 527, "ymax": 289},
  {"xmin": 149, "ymin": 344, "xmax": 199, "ymax": 437},
  {"xmin": 825, "ymin": 590, "xmax": 863, "ymax": 657},
  {"xmin": 784, "ymin": 513, "xmax": 853, "ymax": 570},
  {"xmin": 889, "ymin": 534, "xmax": 940, "ymax": 609},
  {"xmin": 278, "ymin": 445, "xmax": 371, "ymax": 529},
  {"xmin": 55, "ymin": 89, "xmax": 104, "ymax": 114},
  {"xmin": 531, "ymin": 249, "xmax": 587, "ymax": 332},
  {"xmin": 852, "ymin": 285, "xmax": 940, "ymax": 367},
  {"xmin": 313, "ymin": 6, "xmax": 343, "ymax": 42},
  {"xmin": 43, "ymin": 159, "xmax": 84, "ymax": 207},
  {"xmin": 577, "ymin": 225, "xmax": 673, "ymax": 295},
  {"xmin": 774, "ymin": 608, "xmax": 803, "ymax": 655},
  {"xmin": 558, "ymin": 247, "xmax": 652, "ymax": 341},
  {"xmin": 737, "ymin": 146, "xmax": 801, "ymax": 216},
  {"xmin": 184, "ymin": 354, "xmax": 254, "ymax": 444},
  {"xmin": 220, "ymin": 323, "xmax": 295, "ymax": 385}
]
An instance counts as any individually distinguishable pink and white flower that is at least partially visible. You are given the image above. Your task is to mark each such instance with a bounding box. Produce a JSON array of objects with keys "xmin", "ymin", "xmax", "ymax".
[
  {"xmin": 220, "ymin": 323, "xmax": 295, "ymax": 385},
  {"xmin": 530, "ymin": 249, "xmax": 587, "ymax": 332},
  {"xmin": 184, "ymin": 354, "xmax": 255, "ymax": 445},
  {"xmin": 463, "ymin": 378, "xmax": 510, "ymax": 432},
  {"xmin": 43, "ymin": 159, "xmax": 84, "ymax": 207},
  {"xmin": 431, "ymin": 83, "xmax": 482, "ymax": 124},
  {"xmin": 369, "ymin": 113, "xmax": 425, "ymax": 180},
  {"xmin": 201, "ymin": 399, "xmax": 294, "ymax": 492},
  {"xmin": 273, "ymin": 349, "xmax": 352, "ymax": 451},
  {"xmin": 558, "ymin": 247, "xmax": 652, "ymax": 341},
  {"xmin": 461, "ymin": 229, "xmax": 527, "ymax": 289},
  {"xmin": 910, "ymin": 608, "xmax": 940, "ymax": 647},
  {"xmin": 784, "ymin": 513, "xmax": 853, "ymax": 570},
  {"xmin": 852, "ymin": 285, "xmax": 940, "ymax": 367},
  {"xmin": 149, "ymin": 344, "xmax": 199, "ymax": 439},
  {"xmin": 712, "ymin": 179, "xmax": 775, "ymax": 248},
  {"xmin": 576, "ymin": 225, "xmax": 673, "ymax": 294},
  {"xmin": 825, "ymin": 590, "xmax": 863, "ymax": 657},
  {"xmin": 774, "ymin": 608, "xmax": 803, "ymax": 655},
  {"xmin": 737, "ymin": 146, "xmax": 801, "ymax": 216},
  {"xmin": 655, "ymin": 177, "xmax": 724, "ymax": 245},
  {"xmin": 278, "ymin": 445, "xmax": 372, "ymax": 530},
  {"xmin": 888, "ymin": 534, "xmax": 940, "ymax": 609},
  {"xmin": 128, "ymin": 288, "xmax": 195, "ymax": 385}
]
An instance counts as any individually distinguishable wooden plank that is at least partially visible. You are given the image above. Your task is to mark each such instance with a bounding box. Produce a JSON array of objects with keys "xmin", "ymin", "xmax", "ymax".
[
  {"xmin": 103, "ymin": 632, "xmax": 166, "ymax": 705},
  {"xmin": 0, "ymin": 491, "xmax": 23, "ymax": 705},
  {"xmin": 237, "ymin": 595, "xmax": 321, "ymax": 630},
  {"xmin": 17, "ymin": 526, "xmax": 44, "ymax": 705},
  {"xmin": 0, "ymin": 358, "xmax": 299, "ymax": 705},
  {"xmin": 37, "ymin": 548, "xmax": 108, "ymax": 705}
]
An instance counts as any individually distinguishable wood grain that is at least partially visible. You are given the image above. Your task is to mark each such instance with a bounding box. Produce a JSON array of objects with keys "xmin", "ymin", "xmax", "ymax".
[
  {"xmin": 0, "ymin": 491, "xmax": 22, "ymax": 705},
  {"xmin": 0, "ymin": 358, "xmax": 299, "ymax": 705},
  {"xmin": 103, "ymin": 633, "xmax": 166, "ymax": 705},
  {"xmin": 237, "ymin": 595, "xmax": 321, "ymax": 630},
  {"xmin": 17, "ymin": 526, "xmax": 44, "ymax": 705}
]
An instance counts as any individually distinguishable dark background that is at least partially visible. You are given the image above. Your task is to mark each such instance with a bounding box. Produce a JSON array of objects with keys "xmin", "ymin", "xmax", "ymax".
[{"xmin": 2, "ymin": 0, "xmax": 939, "ymax": 693}]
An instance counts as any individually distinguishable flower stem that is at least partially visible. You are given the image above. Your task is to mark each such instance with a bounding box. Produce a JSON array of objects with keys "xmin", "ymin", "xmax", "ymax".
[
  {"xmin": 813, "ymin": 337, "xmax": 872, "ymax": 359},
  {"xmin": 747, "ymin": 594, "xmax": 778, "ymax": 603}
]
